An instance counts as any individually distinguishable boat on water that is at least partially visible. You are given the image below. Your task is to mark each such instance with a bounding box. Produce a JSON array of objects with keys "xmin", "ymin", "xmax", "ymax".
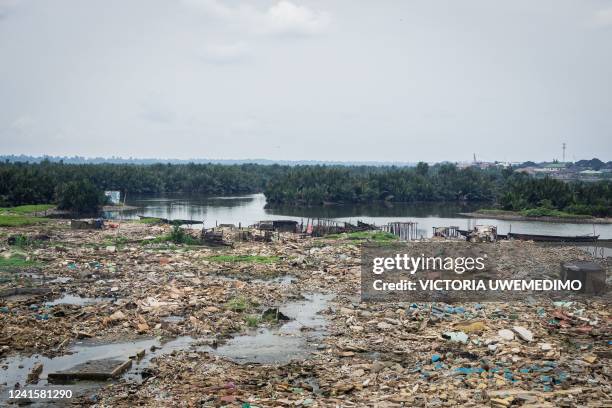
[
  {"xmin": 137, "ymin": 215, "xmax": 203, "ymax": 225},
  {"xmin": 506, "ymin": 232, "xmax": 599, "ymax": 242},
  {"xmin": 457, "ymin": 229, "xmax": 599, "ymax": 242}
]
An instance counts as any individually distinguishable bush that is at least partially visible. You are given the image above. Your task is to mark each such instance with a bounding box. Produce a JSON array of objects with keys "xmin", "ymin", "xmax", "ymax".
[
  {"xmin": 519, "ymin": 207, "xmax": 591, "ymax": 218},
  {"xmin": 56, "ymin": 180, "xmax": 106, "ymax": 214},
  {"xmin": 168, "ymin": 224, "xmax": 200, "ymax": 244}
]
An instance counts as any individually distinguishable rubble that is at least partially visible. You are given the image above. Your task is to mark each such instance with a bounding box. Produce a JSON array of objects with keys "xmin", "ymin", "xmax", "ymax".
[{"xmin": 0, "ymin": 218, "xmax": 609, "ymax": 406}]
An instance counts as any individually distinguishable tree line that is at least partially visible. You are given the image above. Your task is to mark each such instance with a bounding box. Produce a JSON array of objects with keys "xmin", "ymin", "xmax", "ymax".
[
  {"xmin": 0, "ymin": 161, "xmax": 285, "ymax": 213},
  {"xmin": 0, "ymin": 161, "xmax": 610, "ymax": 216},
  {"xmin": 264, "ymin": 163, "xmax": 611, "ymax": 217}
]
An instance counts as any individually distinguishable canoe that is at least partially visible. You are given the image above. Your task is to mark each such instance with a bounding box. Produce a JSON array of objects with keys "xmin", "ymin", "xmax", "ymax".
[
  {"xmin": 507, "ymin": 232, "xmax": 599, "ymax": 242},
  {"xmin": 137, "ymin": 215, "xmax": 203, "ymax": 225},
  {"xmin": 458, "ymin": 229, "xmax": 598, "ymax": 242}
]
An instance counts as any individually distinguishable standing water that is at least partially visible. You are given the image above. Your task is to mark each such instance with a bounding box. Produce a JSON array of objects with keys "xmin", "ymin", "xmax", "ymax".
[{"xmin": 105, "ymin": 193, "xmax": 612, "ymax": 239}]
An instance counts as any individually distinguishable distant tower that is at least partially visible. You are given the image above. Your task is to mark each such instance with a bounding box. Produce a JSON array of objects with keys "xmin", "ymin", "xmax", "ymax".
[
  {"xmin": 562, "ymin": 143, "xmax": 566, "ymax": 162},
  {"xmin": 473, "ymin": 153, "xmax": 477, "ymax": 163}
]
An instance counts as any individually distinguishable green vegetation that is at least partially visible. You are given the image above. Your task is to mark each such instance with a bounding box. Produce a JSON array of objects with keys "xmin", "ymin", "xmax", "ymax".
[
  {"xmin": 7, "ymin": 234, "xmax": 30, "ymax": 247},
  {"xmin": 0, "ymin": 253, "xmax": 39, "ymax": 269},
  {"xmin": 499, "ymin": 175, "xmax": 611, "ymax": 217},
  {"xmin": 326, "ymin": 231, "xmax": 399, "ymax": 242},
  {"xmin": 266, "ymin": 164, "xmax": 611, "ymax": 217},
  {"xmin": 56, "ymin": 179, "xmax": 106, "ymax": 214},
  {"xmin": 167, "ymin": 225, "xmax": 201, "ymax": 244},
  {"xmin": 0, "ymin": 204, "xmax": 53, "ymax": 227},
  {"xmin": 244, "ymin": 314, "xmax": 261, "ymax": 327},
  {"xmin": 143, "ymin": 225, "xmax": 201, "ymax": 245},
  {"xmin": 265, "ymin": 163, "xmax": 497, "ymax": 204},
  {"xmin": 0, "ymin": 215, "xmax": 49, "ymax": 227},
  {"xmin": 226, "ymin": 296, "xmax": 251, "ymax": 312},
  {"xmin": 0, "ymin": 161, "xmax": 285, "ymax": 208},
  {"xmin": 0, "ymin": 204, "xmax": 54, "ymax": 214},
  {"xmin": 1, "ymin": 161, "xmax": 609, "ymax": 217},
  {"xmin": 206, "ymin": 254, "xmax": 280, "ymax": 264}
]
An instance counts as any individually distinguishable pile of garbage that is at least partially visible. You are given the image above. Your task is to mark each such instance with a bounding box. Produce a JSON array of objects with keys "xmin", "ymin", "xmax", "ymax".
[{"xmin": 0, "ymin": 219, "xmax": 609, "ymax": 406}]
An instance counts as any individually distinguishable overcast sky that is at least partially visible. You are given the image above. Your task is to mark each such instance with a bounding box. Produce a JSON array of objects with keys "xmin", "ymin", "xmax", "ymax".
[{"xmin": 1, "ymin": 0, "xmax": 611, "ymax": 163}]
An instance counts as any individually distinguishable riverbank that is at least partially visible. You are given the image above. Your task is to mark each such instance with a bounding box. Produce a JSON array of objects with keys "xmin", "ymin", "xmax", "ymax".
[
  {"xmin": 0, "ymin": 218, "xmax": 610, "ymax": 406},
  {"xmin": 461, "ymin": 210, "xmax": 612, "ymax": 224}
]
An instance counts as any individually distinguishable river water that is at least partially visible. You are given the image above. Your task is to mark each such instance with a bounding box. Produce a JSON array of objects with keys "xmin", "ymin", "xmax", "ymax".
[{"xmin": 105, "ymin": 193, "xmax": 612, "ymax": 239}]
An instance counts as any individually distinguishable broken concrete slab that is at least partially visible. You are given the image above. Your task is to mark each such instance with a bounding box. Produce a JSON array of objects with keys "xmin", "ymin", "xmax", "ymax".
[
  {"xmin": 47, "ymin": 358, "xmax": 132, "ymax": 383},
  {"xmin": 560, "ymin": 260, "xmax": 607, "ymax": 294}
]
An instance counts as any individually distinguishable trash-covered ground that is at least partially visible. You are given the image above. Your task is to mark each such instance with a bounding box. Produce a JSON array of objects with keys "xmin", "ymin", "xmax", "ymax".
[{"xmin": 0, "ymin": 220, "xmax": 610, "ymax": 407}]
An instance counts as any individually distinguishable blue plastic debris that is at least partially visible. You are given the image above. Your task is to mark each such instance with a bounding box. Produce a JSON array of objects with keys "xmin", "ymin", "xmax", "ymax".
[
  {"xmin": 431, "ymin": 354, "xmax": 442, "ymax": 363},
  {"xmin": 474, "ymin": 304, "xmax": 483, "ymax": 310},
  {"xmin": 455, "ymin": 367, "xmax": 485, "ymax": 375},
  {"xmin": 540, "ymin": 375, "xmax": 553, "ymax": 384},
  {"xmin": 0, "ymin": 306, "xmax": 9, "ymax": 313},
  {"xmin": 29, "ymin": 304, "xmax": 39, "ymax": 310}
]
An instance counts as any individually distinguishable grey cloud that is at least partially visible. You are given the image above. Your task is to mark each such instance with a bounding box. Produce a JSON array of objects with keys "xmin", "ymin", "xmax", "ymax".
[
  {"xmin": 184, "ymin": 0, "xmax": 331, "ymax": 36},
  {"xmin": 0, "ymin": 0, "xmax": 610, "ymax": 162},
  {"xmin": 593, "ymin": 7, "xmax": 612, "ymax": 27}
]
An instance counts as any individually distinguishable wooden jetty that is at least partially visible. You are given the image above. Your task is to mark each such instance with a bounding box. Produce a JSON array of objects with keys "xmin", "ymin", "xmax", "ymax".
[{"xmin": 381, "ymin": 222, "xmax": 419, "ymax": 240}]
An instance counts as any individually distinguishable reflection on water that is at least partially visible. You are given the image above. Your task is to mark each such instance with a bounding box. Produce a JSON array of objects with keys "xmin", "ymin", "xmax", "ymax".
[{"xmin": 104, "ymin": 193, "xmax": 612, "ymax": 239}]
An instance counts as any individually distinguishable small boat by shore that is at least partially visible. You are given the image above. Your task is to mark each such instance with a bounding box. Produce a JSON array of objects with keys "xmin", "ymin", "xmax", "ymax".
[
  {"xmin": 457, "ymin": 229, "xmax": 599, "ymax": 242},
  {"xmin": 137, "ymin": 215, "xmax": 203, "ymax": 225},
  {"xmin": 506, "ymin": 232, "xmax": 599, "ymax": 242}
]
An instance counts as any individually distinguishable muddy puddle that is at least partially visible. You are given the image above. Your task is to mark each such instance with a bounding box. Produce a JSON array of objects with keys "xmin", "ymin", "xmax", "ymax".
[
  {"xmin": 45, "ymin": 294, "xmax": 114, "ymax": 306},
  {"xmin": 212, "ymin": 292, "xmax": 332, "ymax": 364},
  {"xmin": 0, "ymin": 292, "xmax": 332, "ymax": 404},
  {"xmin": 0, "ymin": 336, "xmax": 208, "ymax": 405}
]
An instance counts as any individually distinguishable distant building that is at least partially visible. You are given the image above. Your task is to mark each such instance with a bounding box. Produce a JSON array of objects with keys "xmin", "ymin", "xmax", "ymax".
[
  {"xmin": 516, "ymin": 167, "xmax": 536, "ymax": 175},
  {"xmin": 104, "ymin": 191, "xmax": 121, "ymax": 204},
  {"xmin": 542, "ymin": 163, "xmax": 566, "ymax": 172}
]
